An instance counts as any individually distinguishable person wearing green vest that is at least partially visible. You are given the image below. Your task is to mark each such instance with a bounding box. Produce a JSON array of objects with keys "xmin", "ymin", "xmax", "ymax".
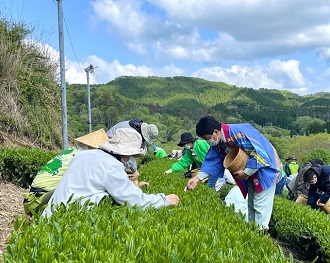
[
  {"xmin": 152, "ymin": 145, "xmax": 168, "ymax": 158},
  {"xmin": 23, "ymin": 129, "xmax": 109, "ymax": 215},
  {"xmin": 284, "ymin": 156, "xmax": 301, "ymax": 191},
  {"xmin": 285, "ymin": 156, "xmax": 301, "ymax": 176},
  {"xmin": 164, "ymin": 132, "xmax": 210, "ymax": 175}
]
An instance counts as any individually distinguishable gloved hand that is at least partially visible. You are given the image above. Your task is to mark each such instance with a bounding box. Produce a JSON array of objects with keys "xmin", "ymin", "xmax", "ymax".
[{"xmin": 164, "ymin": 169, "xmax": 172, "ymax": 175}]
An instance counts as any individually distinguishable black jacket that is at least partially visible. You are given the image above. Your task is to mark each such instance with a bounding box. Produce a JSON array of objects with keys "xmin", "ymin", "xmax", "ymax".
[{"xmin": 307, "ymin": 164, "xmax": 330, "ymax": 208}]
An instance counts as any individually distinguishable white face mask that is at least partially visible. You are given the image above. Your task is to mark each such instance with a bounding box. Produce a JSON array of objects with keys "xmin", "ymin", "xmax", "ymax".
[
  {"xmin": 310, "ymin": 176, "xmax": 317, "ymax": 185},
  {"xmin": 206, "ymin": 138, "xmax": 219, "ymax": 147},
  {"xmin": 120, "ymin": 157, "xmax": 131, "ymax": 169},
  {"xmin": 206, "ymin": 131, "xmax": 220, "ymax": 146},
  {"xmin": 184, "ymin": 143, "xmax": 191, "ymax": 150}
]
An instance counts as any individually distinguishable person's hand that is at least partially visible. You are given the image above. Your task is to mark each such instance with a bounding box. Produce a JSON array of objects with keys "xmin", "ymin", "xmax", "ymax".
[
  {"xmin": 128, "ymin": 170, "xmax": 140, "ymax": 182},
  {"xmin": 138, "ymin": 181, "xmax": 150, "ymax": 188},
  {"xmin": 186, "ymin": 176, "xmax": 200, "ymax": 190},
  {"xmin": 166, "ymin": 194, "xmax": 179, "ymax": 206},
  {"xmin": 164, "ymin": 169, "xmax": 172, "ymax": 175},
  {"xmin": 233, "ymin": 170, "xmax": 249, "ymax": 180}
]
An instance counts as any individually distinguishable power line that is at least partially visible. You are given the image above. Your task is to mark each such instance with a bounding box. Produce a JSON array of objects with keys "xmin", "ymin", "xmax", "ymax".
[
  {"xmin": 62, "ymin": 11, "xmax": 85, "ymax": 78},
  {"xmin": 7, "ymin": 0, "xmax": 26, "ymax": 21}
]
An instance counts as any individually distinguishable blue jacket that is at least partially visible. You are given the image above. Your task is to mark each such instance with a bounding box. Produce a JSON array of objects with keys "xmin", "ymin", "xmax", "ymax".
[{"xmin": 201, "ymin": 123, "xmax": 282, "ymax": 195}]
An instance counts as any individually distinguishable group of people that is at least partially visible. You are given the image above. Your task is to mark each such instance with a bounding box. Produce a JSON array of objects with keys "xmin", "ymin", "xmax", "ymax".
[
  {"xmin": 24, "ymin": 115, "xmax": 329, "ymax": 230},
  {"xmin": 286, "ymin": 158, "xmax": 323, "ymax": 201},
  {"xmin": 163, "ymin": 116, "xmax": 329, "ymax": 229},
  {"xmin": 275, "ymin": 155, "xmax": 330, "ymax": 213},
  {"xmin": 24, "ymin": 118, "xmax": 179, "ymax": 218}
]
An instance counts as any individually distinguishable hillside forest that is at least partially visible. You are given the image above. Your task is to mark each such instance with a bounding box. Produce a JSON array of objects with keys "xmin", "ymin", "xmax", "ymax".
[{"xmin": 0, "ymin": 18, "xmax": 330, "ymax": 164}]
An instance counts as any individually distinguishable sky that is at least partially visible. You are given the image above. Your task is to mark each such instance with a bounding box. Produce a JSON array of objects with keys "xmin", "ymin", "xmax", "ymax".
[{"xmin": 2, "ymin": 0, "xmax": 330, "ymax": 95}]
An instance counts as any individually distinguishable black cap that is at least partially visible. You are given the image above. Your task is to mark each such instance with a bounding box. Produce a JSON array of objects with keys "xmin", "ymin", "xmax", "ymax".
[{"xmin": 285, "ymin": 156, "xmax": 297, "ymax": 162}]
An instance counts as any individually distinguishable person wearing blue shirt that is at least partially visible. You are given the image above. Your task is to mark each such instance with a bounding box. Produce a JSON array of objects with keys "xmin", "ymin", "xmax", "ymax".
[{"xmin": 186, "ymin": 116, "xmax": 283, "ymax": 230}]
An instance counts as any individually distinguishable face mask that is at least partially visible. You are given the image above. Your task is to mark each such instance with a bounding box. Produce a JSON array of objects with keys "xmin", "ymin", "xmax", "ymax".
[
  {"xmin": 184, "ymin": 143, "xmax": 191, "ymax": 150},
  {"xmin": 206, "ymin": 130, "xmax": 220, "ymax": 147},
  {"xmin": 310, "ymin": 177, "xmax": 317, "ymax": 185},
  {"xmin": 206, "ymin": 138, "xmax": 219, "ymax": 147},
  {"xmin": 120, "ymin": 157, "xmax": 130, "ymax": 169}
]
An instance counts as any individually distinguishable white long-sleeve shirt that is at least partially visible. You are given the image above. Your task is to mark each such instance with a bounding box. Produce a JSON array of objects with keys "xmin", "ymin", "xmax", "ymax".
[{"xmin": 42, "ymin": 149, "xmax": 169, "ymax": 218}]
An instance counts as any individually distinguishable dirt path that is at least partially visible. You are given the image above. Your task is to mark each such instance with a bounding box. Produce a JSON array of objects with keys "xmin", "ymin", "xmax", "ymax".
[{"xmin": 0, "ymin": 181, "xmax": 28, "ymax": 259}]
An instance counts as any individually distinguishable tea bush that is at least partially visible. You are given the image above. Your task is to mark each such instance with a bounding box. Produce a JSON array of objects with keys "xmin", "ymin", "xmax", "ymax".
[
  {"xmin": 270, "ymin": 196, "xmax": 330, "ymax": 262},
  {"xmin": 0, "ymin": 147, "xmax": 57, "ymax": 188},
  {"xmin": 4, "ymin": 156, "xmax": 329, "ymax": 262},
  {"xmin": 3, "ymin": 158, "xmax": 292, "ymax": 262}
]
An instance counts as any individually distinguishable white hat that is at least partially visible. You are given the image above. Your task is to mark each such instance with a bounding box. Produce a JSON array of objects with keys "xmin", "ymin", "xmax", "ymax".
[
  {"xmin": 141, "ymin": 123, "xmax": 158, "ymax": 144},
  {"xmin": 74, "ymin": 129, "xmax": 109, "ymax": 149},
  {"xmin": 99, "ymin": 128, "xmax": 145, "ymax": 157}
]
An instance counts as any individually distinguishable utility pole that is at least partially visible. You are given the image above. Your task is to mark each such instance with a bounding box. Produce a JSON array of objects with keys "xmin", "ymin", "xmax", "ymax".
[
  {"xmin": 84, "ymin": 64, "xmax": 97, "ymax": 133},
  {"xmin": 57, "ymin": 0, "xmax": 68, "ymax": 149}
]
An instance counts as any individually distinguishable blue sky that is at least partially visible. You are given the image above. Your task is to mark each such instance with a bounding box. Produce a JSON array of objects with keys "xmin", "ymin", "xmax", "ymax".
[{"xmin": 2, "ymin": 0, "xmax": 330, "ymax": 95}]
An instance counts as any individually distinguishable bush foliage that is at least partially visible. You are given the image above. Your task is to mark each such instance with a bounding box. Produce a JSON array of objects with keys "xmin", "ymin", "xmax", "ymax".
[
  {"xmin": 0, "ymin": 147, "xmax": 57, "ymax": 188},
  {"xmin": 4, "ymin": 158, "xmax": 292, "ymax": 263},
  {"xmin": 3, "ymin": 156, "xmax": 330, "ymax": 262}
]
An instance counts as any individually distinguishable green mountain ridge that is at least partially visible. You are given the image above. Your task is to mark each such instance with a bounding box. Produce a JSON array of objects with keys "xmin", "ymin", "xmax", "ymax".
[{"xmin": 67, "ymin": 76, "xmax": 329, "ymax": 138}]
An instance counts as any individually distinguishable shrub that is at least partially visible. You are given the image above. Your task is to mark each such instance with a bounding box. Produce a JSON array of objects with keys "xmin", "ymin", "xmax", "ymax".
[
  {"xmin": 304, "ymin": 148, "xmax": 330, "ymax": 164},
  {"xmin": 0, "ymin": 147, "xmax": 57, "ymax": 188},
  {"xmin": 3, "ymin": 158, "xmax": 291, "ymax": 262}
]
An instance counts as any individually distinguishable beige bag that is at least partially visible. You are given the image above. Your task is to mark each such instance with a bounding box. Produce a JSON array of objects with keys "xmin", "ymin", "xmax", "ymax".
[
  {"xmin": 296, "ymin": 194, "xmax": 308, "ymax": 205},
  {"xmin": 324, "ymin": 199, "xmax": 330, "ymax": 214},
  {"xmin": 316, "ymin": 199, "xmax": 330, "ymax": 214}
]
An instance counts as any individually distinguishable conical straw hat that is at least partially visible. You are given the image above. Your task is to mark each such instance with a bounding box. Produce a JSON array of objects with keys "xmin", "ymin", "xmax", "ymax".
[
  {"xmin": 223, "ymin": 147, "xmax": 249, "ymax": 174},
  {"xmin": 74, "ymin": 129, "xmax": 109, "ymax": 149}
]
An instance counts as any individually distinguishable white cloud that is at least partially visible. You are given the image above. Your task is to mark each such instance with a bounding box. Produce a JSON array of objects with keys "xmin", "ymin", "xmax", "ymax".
[
  {"xmin": 318, "ymin": 47, "xmax": 330, "ymax": 61},
  {"xmin": 29, "ymin": 38, "xmax": 313, "ymax": 94},
  {"xmin": 24, "ymin": 0, "xmax": 330, "ymax": 94},
  {"xmin": 65, "ymin": 56, "xmax": 184, "ymax": 84},
  {"xmin": 192, "ymin": 59, "xmax": 308, "ymax": 94},
  {"xmin": 127, "ymin": 42, "xmax": 147, "ymax": 55},
  {"xmin": 90, "ymin": 0, "xmax": 330, "ymax": 64},
  {"xmin": 192, "ymin": 65, "xmax": 281, "ymax": 90},
  {"xmin": 151, "ymin": 0, "xmax": 330, "ymax": 41},
  {"xmin": 65, "ymin": 62, "xmax": 88, "ymax": 84},
  {"xmin": 91, "ymin": 0, "xmax": 172, "ymax": 40},
  {"xmin": 268, "ymin": 59, "xmax": 306, "ymax": 88}
]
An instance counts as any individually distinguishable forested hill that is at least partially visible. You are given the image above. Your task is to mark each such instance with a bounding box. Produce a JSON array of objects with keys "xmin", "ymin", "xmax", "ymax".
[{"xmin": 68, "ymin": 76, "xmax": 330, "ymax": 141}]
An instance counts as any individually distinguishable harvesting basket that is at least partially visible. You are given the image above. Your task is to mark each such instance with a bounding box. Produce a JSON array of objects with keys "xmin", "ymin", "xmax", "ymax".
[
  {"xmin": 296, "ymin": 194, "xmax": 308, "ymax": 205},
  {"xmin": 317, "ymin": 198, "xmax": 330, "ymax": 214},
  {"xmin": 223, "ymin": 147, "xmax": 249, "ymax": 174}
]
